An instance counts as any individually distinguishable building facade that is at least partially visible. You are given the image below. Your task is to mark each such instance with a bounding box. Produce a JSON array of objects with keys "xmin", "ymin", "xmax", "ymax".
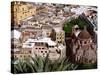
[
  {"xmin": 11, "ymin": 1, "xmax": 36, "ymax": 26},
  {"xmin": 72, "ymin": 26, "xmax": 97, "ymax": 64}
]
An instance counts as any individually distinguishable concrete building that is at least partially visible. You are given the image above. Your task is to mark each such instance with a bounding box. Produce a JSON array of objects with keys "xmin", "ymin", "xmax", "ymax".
[
  {"xmin": 21, "ymin": 28, "xmax": 42, "ymax": 42},
  {"xmin": 27, "ymin": 20, "xmax": 42, "ymax": 28},
  {"xmin": 42, "ymin": 25, "xmax": 53, "ymax": 37},
  {"xmin": 23, "ymin": 37, "xmax": 55, "ymax": 58},
  {"xmin": 13, "ymin": 49, "xmax": 32, "ymax": 61},
  {"xmin": 11, "ymin": 1, "xmax": 36, "ymax": 26},
  {"xmin": 16, "ymin": 36, "xmax": 66, "ymax": 60},
  {"xmin": 33, "ymin": 42, "xmax": 49, "ymax": 58}
]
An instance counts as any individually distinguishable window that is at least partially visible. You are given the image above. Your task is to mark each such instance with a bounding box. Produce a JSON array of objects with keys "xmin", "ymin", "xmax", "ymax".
[
  {"xmin": 41, "ymin": 51, "xmax": 43, "ymax": 53},
  {"xmin": 51, "ymin": 46, "xmax": 54, "ymax": 48},
  {"xmin": 80, "ymin": 41, "xmax": 82, "ymax": 44},
  {"xmin": 41, "ymin": 43, "xmax": 44, "ymax": 45},
  {"xmin": 47, "ymin": 33, "xmax": 49, "ymax": 35},
  {"xmin": 28, "ymin": 44, "xmax": 31, "ymax": 46},
  {"xmin": 29, "ymin": 51, "xmax": 31, "ymax": 53},
  {"xmin": 34, "ymin": 24, "xmax": 38, "ymax": 26},
  {"xmin": 35, "ymin": 48, "xmax": 38, "ymax": 49},
  {"xmin": 49, "ymin": 46, "xmax": 51, "ymax": 48},
  {"xmin": 45, "ymin": 51, "xmax": 47, "ymax": 53},
  {"xmin": 57, "ymin": 37, "xmax": 59, "ymax": 39},
  {"xmin": 42, "ymin": 48, "xmax": 44, "ymax": 49},
  {"xmin": 35, "ymin": 43, "xmax": 40, "ymax": 46}
]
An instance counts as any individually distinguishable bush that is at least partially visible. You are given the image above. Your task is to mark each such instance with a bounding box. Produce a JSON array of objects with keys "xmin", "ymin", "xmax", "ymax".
[
  {"xmin": 64, "ymin": 17, "xmax": 88, "ymax": 33},
  {"xmin": 11, "ymin": 57, "xmax": 78, "ymax": 74}
]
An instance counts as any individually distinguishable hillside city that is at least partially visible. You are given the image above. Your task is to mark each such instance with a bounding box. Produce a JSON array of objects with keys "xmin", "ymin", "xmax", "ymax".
[{"xmin": 11, "ymin": 1, "xmax": 97, "ymax": 70}]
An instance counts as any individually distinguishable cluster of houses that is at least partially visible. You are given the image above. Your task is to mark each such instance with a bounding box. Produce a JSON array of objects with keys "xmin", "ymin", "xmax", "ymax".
[
  {"xmin": 11, "ymin": 1, "xmax": 68, "ymax": 62},
  {"xmin": 11, "ymin": 1, "xmax": 97, "ymax": 64}
]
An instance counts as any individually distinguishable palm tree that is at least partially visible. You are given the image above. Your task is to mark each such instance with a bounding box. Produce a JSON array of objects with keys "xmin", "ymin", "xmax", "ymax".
[{"xmin": 11, "ymin": 56, "xmax": 78, "ymax": 74}]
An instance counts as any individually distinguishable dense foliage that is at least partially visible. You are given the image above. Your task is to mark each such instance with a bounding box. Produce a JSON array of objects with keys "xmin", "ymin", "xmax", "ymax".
[
  {"xmin": 64, "ymin": 17, "xmax": 88, "ymax": 33},
  {"xmin": 11, "ymin": 57, "xmax": 78, "ymax": 74}
]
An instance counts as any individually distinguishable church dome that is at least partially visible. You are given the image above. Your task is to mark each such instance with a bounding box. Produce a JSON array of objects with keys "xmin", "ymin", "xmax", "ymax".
[{"xmin": 78, "ymin": 27, "xmax": 91, "ymax": 39}]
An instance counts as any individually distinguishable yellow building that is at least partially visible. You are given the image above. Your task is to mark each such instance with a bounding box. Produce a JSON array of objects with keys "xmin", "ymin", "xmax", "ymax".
[
  {"xmin": 54, "ymin": 27, "xmax": 65, "ymax": 44},
  {"xmin": 11, "ymin": 1, "xmax": 36, "ymax": 26},
  {"xmin": 56, "ymin": 30, "xmax": 65, "ymax": 44}
]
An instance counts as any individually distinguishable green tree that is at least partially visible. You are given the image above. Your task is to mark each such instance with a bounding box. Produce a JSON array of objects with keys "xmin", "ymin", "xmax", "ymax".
[{"xmin": 63, "ymin": 17, "xmax": 88, "ymax": 33}]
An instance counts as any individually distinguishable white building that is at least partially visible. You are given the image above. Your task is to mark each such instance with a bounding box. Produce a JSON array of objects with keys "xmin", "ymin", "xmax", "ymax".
[{"xmin": 22, "ymin": 36, "xmax": 66, "ymax": 60}]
